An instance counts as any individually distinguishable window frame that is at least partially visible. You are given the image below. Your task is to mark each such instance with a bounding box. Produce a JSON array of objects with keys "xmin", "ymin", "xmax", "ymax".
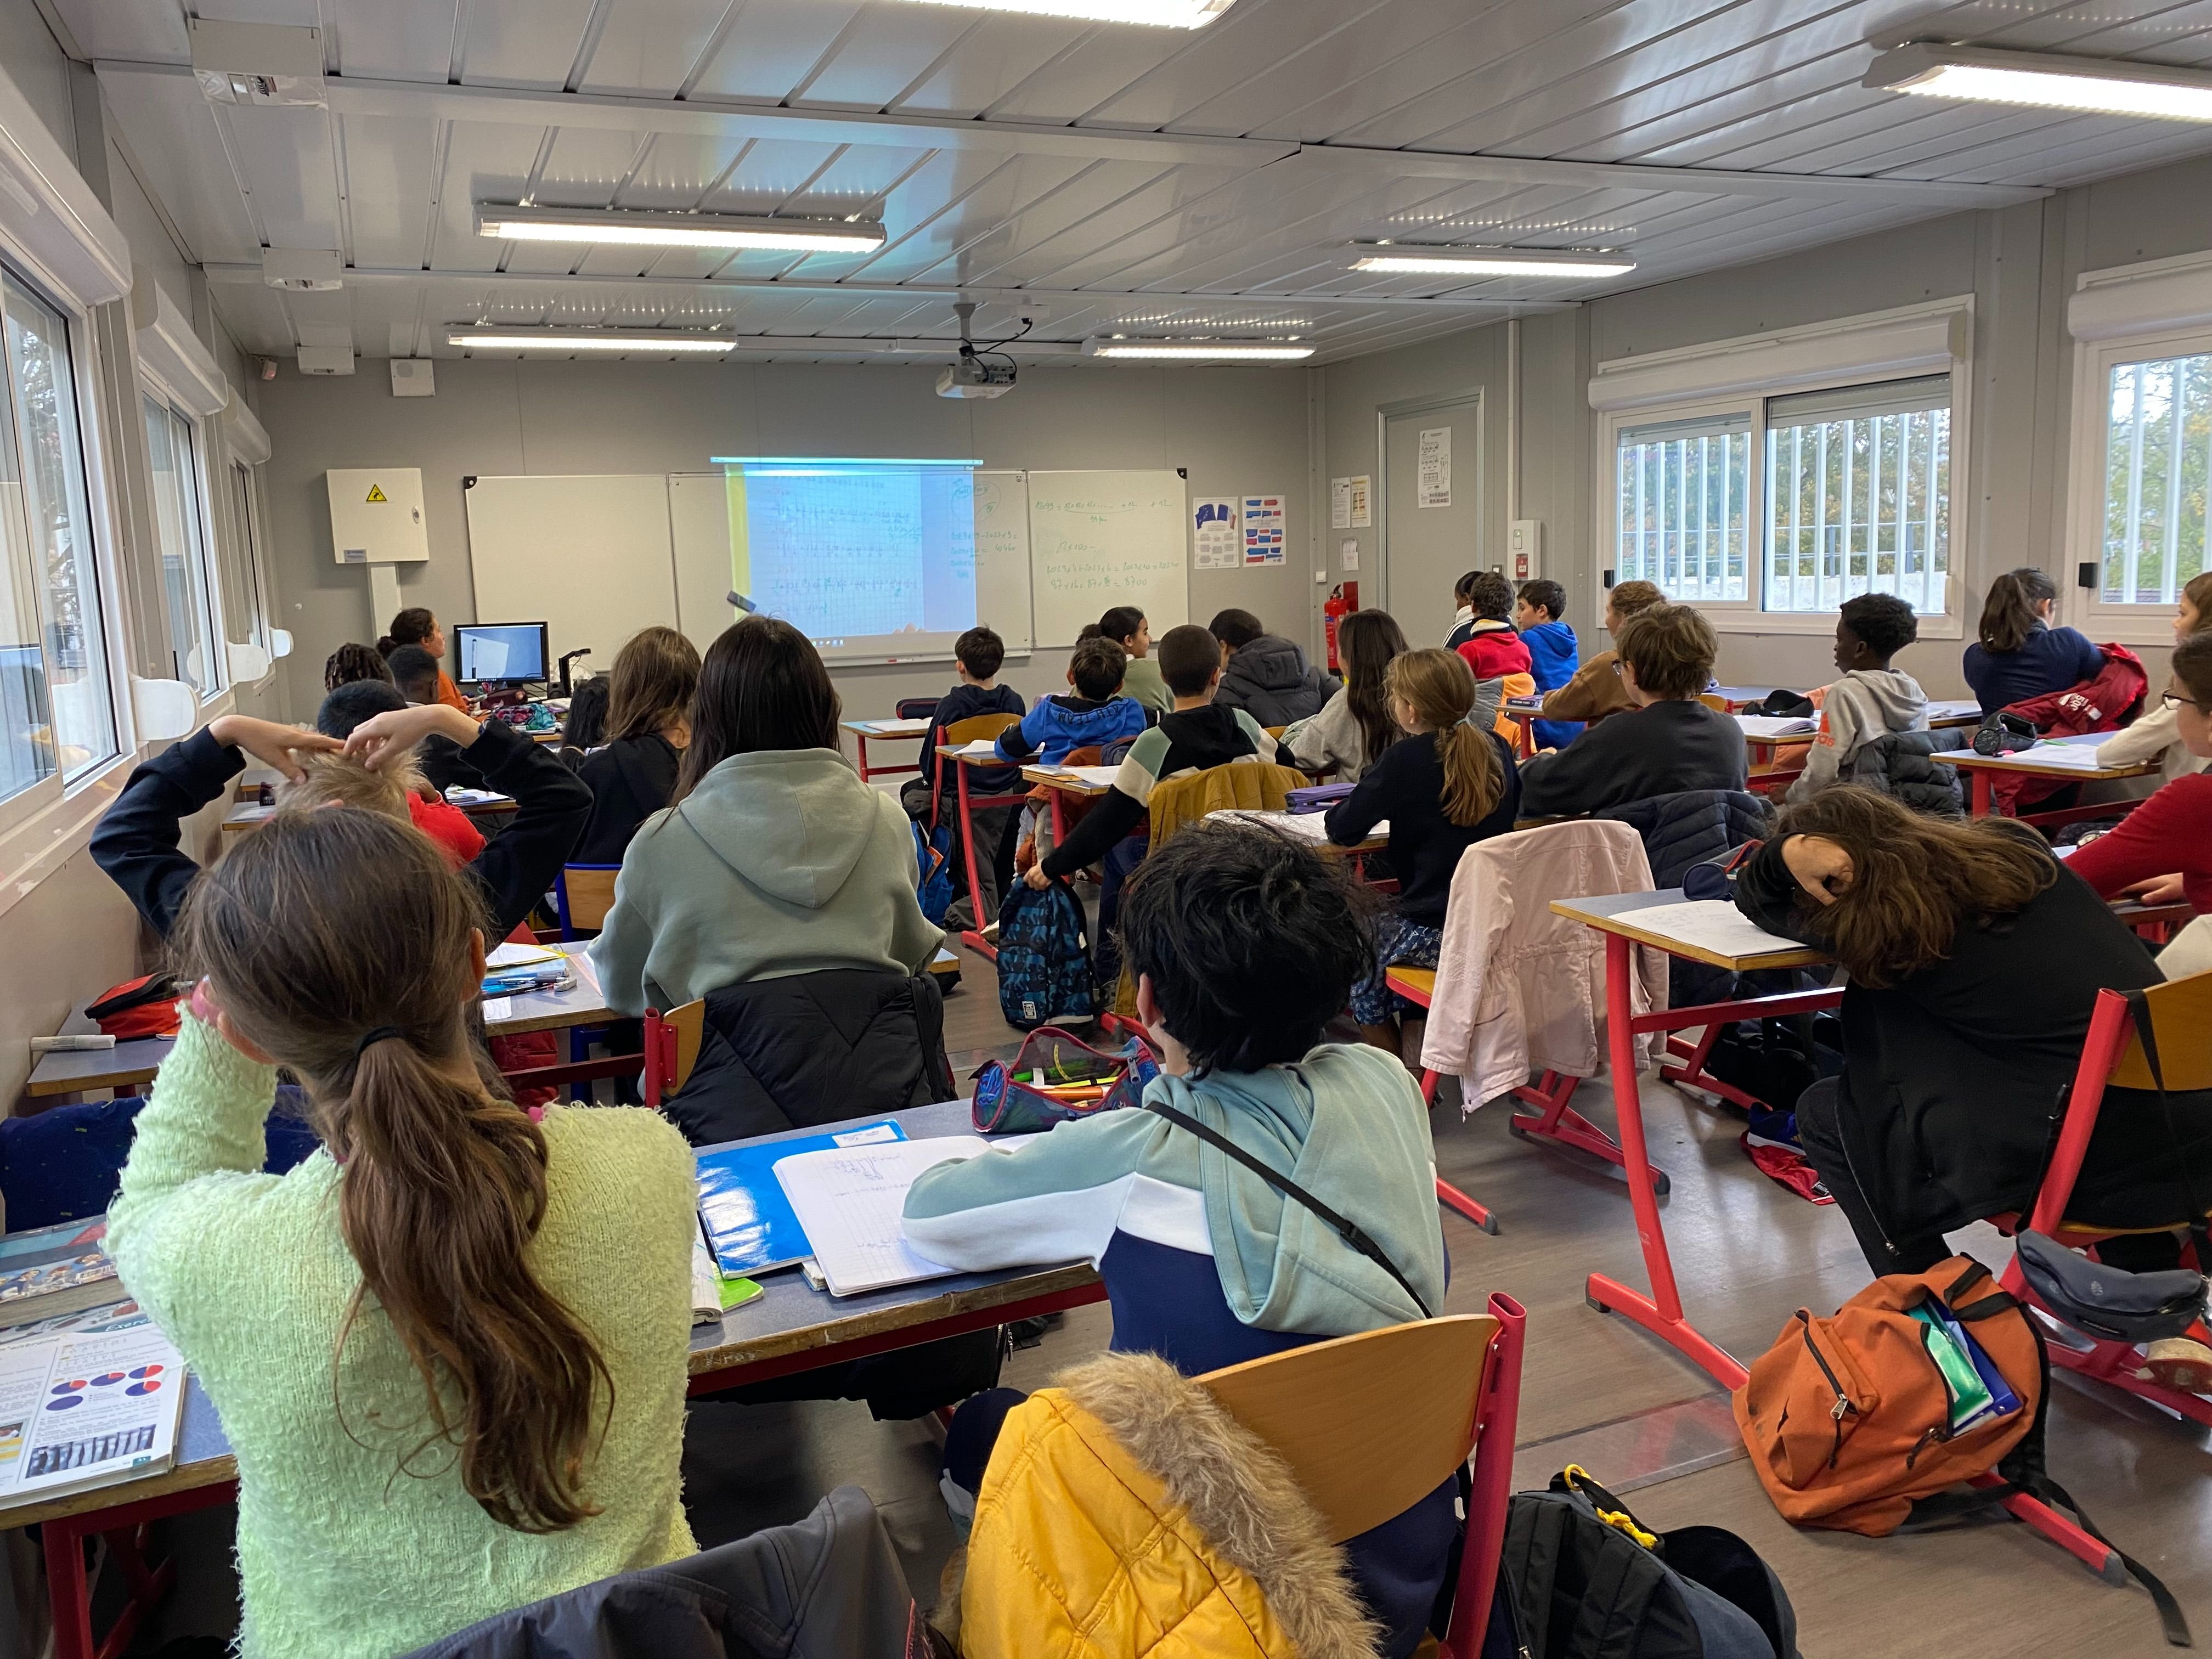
[
  {"xmin": 138, "ymin": 373, "xmax": 230, "ymax": 701},
  {"xmin": 224, "ymin": 455, "xmax": 273, "ymax": 663},
  {"xmin": 2065, "ymin": 321, "xmax": 2212, "ymax": 645},
  {"xmin": 1590, "ymin": 298, "xmax": 1972, "ymax": 639}
]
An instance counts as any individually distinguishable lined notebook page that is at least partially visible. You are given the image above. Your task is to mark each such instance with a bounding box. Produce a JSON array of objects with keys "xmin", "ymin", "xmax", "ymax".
[{"xmin": 772, "ymin": 1137, "xmax": 989, "ymax": 1296}]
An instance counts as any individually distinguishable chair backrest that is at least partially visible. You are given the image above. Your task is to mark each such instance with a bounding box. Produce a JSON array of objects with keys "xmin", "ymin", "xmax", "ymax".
[
  {"xmin": 895, "ymin": 696, "xmax": 941, "ymax": 721},
  {"xmin": 2108, "ymin": 968, "xmax": 2212, "ymax": 1092},
  {"xmin": 1698, "ymin": 691, "xmax": 1729, "ymax": 711},
  {"xmin": 644, "ymin": 1000, "xmax": 706, "ymax": 1108},
  {"xmin": 1147, "ymin": 761, "xmax": 1304, "ymax": 849},
  {"xmin": 1198, "ymin": 1314, "xmax": 1497, "ymax": 1543},
  {"xmin": 943, "ymin": 712, "xmax": 1021, "ymax": 746},
  {"xmin": 556, "ymin": 865, "xmax": 620, "ymax": 936}
]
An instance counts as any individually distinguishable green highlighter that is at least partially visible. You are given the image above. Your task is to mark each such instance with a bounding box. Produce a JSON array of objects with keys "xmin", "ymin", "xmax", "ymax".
[{"xmin": 1909, "ymin": 1304, "xmax": 1993, "ymax": 1430}]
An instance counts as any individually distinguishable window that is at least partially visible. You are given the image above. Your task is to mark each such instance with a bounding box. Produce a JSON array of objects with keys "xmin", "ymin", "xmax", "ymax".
[
  {"xmin": 1763, "ymin": 376, "xmax": 1951, "ymax": 616},
  {"xmin": 2096, "ymin": 349, "xmax": 2209, "ymax": 607},
  {"xmin": 1614, "ymin": 413, "xmax": 1750, "ymax": 603},
  {"xmin": 224, "ymin": 460, "xmax": 268, "ymax": 656},
  {"xmin": 1606, "ymin": 376, "xmax": 1954, "ymax": 620},
  {"xmin": 0, "ymin": 271, "xmax": 116, "ymax": 803},
  {"xmin": 142, "ymin": 393, "xmax": 223, "ymax": 695}
]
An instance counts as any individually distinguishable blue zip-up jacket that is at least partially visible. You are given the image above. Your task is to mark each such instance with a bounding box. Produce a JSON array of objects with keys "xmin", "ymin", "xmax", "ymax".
[
  {"xmin": 1521, "ymin": 618, "xmax": 1583, "ymax": 748},
  {"xmin": 1962, "ymin": 622, "xmax": 2104, "ymax": 715},
  {"xmin": 993, "ymin": 692, "xmax": 1148, "ymax": 768}
]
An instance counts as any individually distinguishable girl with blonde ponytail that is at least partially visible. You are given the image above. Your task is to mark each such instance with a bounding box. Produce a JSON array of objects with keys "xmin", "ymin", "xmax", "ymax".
[
  {"xmin": 106, "ymin": 809, "xmax": 698, "ymax": 1659},
  {"xmin": 1326, "ymin": 647, "xmax": 1522, "ymax": 1060}
]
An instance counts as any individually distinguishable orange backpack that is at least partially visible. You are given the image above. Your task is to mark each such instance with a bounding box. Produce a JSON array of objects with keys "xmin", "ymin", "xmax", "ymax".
[{"xmin": 1731, "ymin": 1256, "xmax": 2038, "ymax": 1537}]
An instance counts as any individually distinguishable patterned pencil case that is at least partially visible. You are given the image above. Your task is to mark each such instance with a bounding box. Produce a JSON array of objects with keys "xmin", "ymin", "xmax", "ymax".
[{"xmin": 971, "ymin": 1027, "xmax": 1160, "ymax": 1135}]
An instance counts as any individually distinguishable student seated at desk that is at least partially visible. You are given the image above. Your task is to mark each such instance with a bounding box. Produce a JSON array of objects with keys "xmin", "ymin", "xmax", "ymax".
[
  {"xmin": 2069, "ymin": 632, "xmax": 2212, "ymax": 924},
  {"xmin": 592, "ymin": 617, "xmax": 941, "ymax": 1013},
  {"xmin": 1210, "ymin": 607, "xmax": 1340, "ymax": 726},
  {"xmin": 1963, "ymin": 567, "xmax": 2103, "ymax": 715},
  {"xmin": 1539, "ymin": 579, "xmax": 1664, "ymax": 730},
  {"xmin": 2096, "ymin": 571, "xmax": 2212, "ymax": 786},
  {"xmin": 1023, "ymin": 624, "xmax": 1280, "ymax": 966},
  {"xmin": 574, "ymin": 626, "xmax": 698, "ymax": 865},
  {"xmin": 1733, "ymin": 789, "xmax": 2212, "ymax": 1361},
  {"xmin": 1786, "ymin": 594, "xmax": 1928, "ymax": 803},
  {"xmin": 993, "ymin": 635, "xmax": 1147, "ymax": 770},
  {"xmin": 1279, "ymin": 608, "xmax": 1409, "ymax": 783},
  {"xmin": 1517, "ymin": 603, "xmax": 1746, "ymax": 818},
  {"xmin": 108, "ymin": 812, "xmax": 697, "ymax": 1659},
  {"xmin": 1516, "ymin": 578, "xmax": 1581, "ymax": 748},
  {"xmin": 315, "ymin": 680, "xmax": 485, "ymax": 866},
  {"xmin": 906, "ymin": 824, "xmax": 1452, "ymax": 1659},
  {"xmin": 1327, "ymin": 648, "xmax": 1521, "ymax": 1062},
  {"xmin": 388, "ymin": 644, "xmax": 486, "ymax": 794},
  {"xmin": 1100, "ymin": 605, "xmax": 1171, "ymax": 715},
  {"xmin": 321, "ymin": 641, "xmax": 391, "ymax": 692},
  {"xmin": 1451, "ymin": 571, "xmax": 1534, "ymax": 735},
  {"xmin": 555, "ymin": 674, "xmax": 610, "ymax": 771},
  {"xmin": 378, "ymin": 606, "xmax": 471, "ymax": 712},
  {"xmin": 91, "ymin": 703, "xmax": 590, "ymax": 946}
]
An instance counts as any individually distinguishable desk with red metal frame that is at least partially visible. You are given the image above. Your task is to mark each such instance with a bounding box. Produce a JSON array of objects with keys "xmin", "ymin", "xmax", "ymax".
[
  {"xmin": 1947, "ymin": 736, "xmax": 2158, "ymax": 819},
  {"xmin": 1553, "ymin": 888, "xmax": 2137, "ymax": 1587},
  {"xmin": 1020, "ymin": 765, "xmax": 1111, "ymax": 848},
  {"xmin": 938, "ymin": 745, "xmax": 1032, "ymax": 960},
  {"xmin": 29, "ymin": 1100, "xmax": 1105, "ymax": 1659},
  {"xmin": 841, "ymin": 718, "xmax": 933, "ymax": 783},
  {"xmin": 1500, "ymin": 699, "xmax": 1542, "ymax": 758}
]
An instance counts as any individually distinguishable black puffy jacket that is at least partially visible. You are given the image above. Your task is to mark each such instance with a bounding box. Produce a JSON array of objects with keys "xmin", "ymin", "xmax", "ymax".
[
  {"xmin": 1845, "ymin": 727, "xmax": 1968, "ymax": 816},
  {"xmin": 1598, "ymin": 790, "xmax": 1773, "ymax": 1007},
  {"xmin": 663, "ymin": 968, "xmax": 956, "ymax": 1147},
  {"xmin": 1214, "ymin": 635, "xmax": 1340, "ymax": 727}
]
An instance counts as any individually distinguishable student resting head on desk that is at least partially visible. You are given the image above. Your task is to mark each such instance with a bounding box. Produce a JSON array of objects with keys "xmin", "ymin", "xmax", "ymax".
[
  {"xmin": 1515, "ymin": 601, "xmax": 1746, "ymax": 819},
  {"xmin": 1325, "ymin": 646, "xmax": 1521, "ymax": 1064},
  {"xmin": 105, "ymin": 810, "xmax": 698, "ymax": 1659},
  {"xmin": 1731, "ymin": 785, "xmax": 2212, "ymax": 1395},
  {"xmin": 906, "ymin": 822, "xmax": 1453, "ymax": 1659}
]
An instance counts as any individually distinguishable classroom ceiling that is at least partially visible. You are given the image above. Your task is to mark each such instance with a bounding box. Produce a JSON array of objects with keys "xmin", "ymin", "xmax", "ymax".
[{"xmin": 50, "ymin": 0, "xmax": 2212, "ymax": 368}]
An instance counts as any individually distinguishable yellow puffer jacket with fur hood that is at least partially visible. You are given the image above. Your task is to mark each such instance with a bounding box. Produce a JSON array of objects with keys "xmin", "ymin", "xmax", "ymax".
[{"xmin": 940, "ymin": 1350, "xmax": 1381, "ymax": 1659}]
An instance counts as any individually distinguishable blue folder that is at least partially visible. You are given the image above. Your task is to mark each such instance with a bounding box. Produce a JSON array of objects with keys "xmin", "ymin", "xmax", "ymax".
[{"xmin": 695, "ymin": 1120, "xmax": 907, "ymax": 1277}]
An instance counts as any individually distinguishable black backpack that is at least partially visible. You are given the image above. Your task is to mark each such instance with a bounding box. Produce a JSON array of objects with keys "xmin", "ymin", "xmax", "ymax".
[{"xmin": 1489, "ymin": 1468, "xmax": 1798, "ymax": 1659}]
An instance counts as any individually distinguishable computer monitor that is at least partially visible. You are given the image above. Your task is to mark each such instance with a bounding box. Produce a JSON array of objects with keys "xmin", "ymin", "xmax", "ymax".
[{"xmin": 454, "ymin": 622, "xmax": 549, "ymax": 686}]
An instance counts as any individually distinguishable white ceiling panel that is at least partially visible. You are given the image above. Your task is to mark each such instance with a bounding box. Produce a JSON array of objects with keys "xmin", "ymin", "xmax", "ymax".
[{"xmin": 63, "ymin": 0, "xmax": 2212, "ymax": 363}]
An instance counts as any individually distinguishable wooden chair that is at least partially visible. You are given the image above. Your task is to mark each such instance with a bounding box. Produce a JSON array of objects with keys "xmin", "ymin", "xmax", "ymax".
[
  {"xmin": 641, "ymin": 1000, "xmax": 706, "ymax": 1110},
  {"xmin": 1383, "ymin": 965, "xmax": 1499, "ymax": 1237},
  {"xmin": 936, "ymin": 713, "xmax": 1027, "ymax": 951},
  {"xmin": 553, "ymin": 865, "xmax": 620, "ymax": 939},
  {"xmin": 1198, "ymin": 1299, "xmax": 1527, "ymax": 1658},
  {"xmin": 1989, "ymin": 969, "xmax": 2212, "ymax": 1429},
  {"xmin": 1697, "ymin": 691, "xmax": 1729, "ymax": 711}
]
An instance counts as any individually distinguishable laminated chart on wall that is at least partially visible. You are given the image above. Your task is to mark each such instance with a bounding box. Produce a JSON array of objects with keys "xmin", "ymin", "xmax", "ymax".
[
  {"xmin": 1192, "ymin": 497, "xmax": 1239, "ymax": 570},
  {"xmin": 1243, "ymin": 495, "xmax": 1286, "ymax": 564},
  {"xmin": 1027, "ymin": 470, "xmax": 1189, "ymax": 646}
]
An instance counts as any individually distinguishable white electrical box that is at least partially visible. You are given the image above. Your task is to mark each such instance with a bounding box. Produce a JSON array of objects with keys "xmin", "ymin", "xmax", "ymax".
[
  {"xmin": 1508, "ymin": 518, "xmax": 1542, "ymax": 583},
  {"xmin": 326, "ymin": 468, "xmax": 428, "ymax": 565}
]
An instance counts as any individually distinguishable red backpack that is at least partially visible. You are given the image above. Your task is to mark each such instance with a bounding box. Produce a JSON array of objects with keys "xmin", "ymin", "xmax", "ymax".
[{"xmin": 1991, "ymin": 643, "xmax": 2147, "ymax": 815}]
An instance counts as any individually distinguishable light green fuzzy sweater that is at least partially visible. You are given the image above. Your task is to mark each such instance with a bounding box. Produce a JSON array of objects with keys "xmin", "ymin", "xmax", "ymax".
[{"xmin": 105, "ymin": 1019, "xmax": 699, "ymax": 1659}]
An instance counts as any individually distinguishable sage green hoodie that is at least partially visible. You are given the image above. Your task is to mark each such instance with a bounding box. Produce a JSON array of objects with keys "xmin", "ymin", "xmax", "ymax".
[{"xmin": 592, "ymin": 748, "xmax": 942, "ymax": 1014}]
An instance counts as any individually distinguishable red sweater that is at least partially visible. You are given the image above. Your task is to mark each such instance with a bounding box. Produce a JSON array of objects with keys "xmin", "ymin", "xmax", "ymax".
[
  {"xmin": 1456, "ymin": 623, "xmax": 1532, "ymax": 681},
  {"xmin": 2066, "ymin": 771, "xmax": 2212, "ymax": 913}
]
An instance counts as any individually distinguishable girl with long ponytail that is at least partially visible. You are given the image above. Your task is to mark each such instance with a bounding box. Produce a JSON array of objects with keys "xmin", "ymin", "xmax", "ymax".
[
  {"xmin": 106, "ymin": 809, "xmax": 697, "ymax": 1659},
  {"xmin": 1326, "ymin": 646, "xmax": 1522, "ymax": 1060},
  {"xmin": 1963, "ymin": 565, "xmax": 2104, "ymax": 714}
]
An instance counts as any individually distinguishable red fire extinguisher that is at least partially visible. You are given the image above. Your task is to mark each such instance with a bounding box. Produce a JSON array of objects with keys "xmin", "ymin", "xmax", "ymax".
[{"xmin": 1323, "ymin": 582, "xmax": 1358, "ymax": 673}]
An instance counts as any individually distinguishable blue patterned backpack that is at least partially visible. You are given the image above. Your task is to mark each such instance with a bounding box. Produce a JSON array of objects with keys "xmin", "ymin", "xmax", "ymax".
[{"xmin": 994, "ymin": 879, "xmax": 1095, "ymax": 1031}]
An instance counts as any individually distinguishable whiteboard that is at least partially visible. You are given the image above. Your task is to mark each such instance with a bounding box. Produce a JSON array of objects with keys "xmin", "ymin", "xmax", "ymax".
[
  {"xmin": 1026, "ymin": 469, "xmax": 1188, "ymax": 647},
  {"xmin": 464, "ymin": 475, "xmax": 678, "ymax": 673},
  {"xmin": 972, "ymin": 472, "xmax": 1034, "ymax": 655}
]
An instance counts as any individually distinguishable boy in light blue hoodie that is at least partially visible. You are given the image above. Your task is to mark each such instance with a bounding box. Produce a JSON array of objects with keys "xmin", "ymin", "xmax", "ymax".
[
  {"xmin": 1517, "ymin": 578, "xmax": 1582, "ymax": 749},
  {"xmin": 992, "ymin": 634, "xmax": 1148, "ymax": 768},
  {"xmin": 902, "ymin": 822, "xmax": 1452, "ymax": 1658}
]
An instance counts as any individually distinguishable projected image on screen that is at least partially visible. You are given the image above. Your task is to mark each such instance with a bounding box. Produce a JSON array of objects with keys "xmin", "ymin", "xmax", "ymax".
[{"xmin": 718, "ymin": 459, "xmax": 983, "ymax": 664}]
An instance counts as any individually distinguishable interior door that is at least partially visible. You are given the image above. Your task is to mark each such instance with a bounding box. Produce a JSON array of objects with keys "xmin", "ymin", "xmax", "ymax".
[{"xmin": 1382, "ymin": 397, "xmax": 1485, "ymax": 642}]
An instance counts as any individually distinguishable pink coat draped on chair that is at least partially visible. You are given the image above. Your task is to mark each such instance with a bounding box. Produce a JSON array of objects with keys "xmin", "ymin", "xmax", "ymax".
[{"xmin": 1419, "ymin": 820, "xmax": 1669, "ymax": 1108}]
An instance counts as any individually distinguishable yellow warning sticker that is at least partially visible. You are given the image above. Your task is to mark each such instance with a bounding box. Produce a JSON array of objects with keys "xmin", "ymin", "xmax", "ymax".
[{"xmin": 365, "ymin": 484, "xmax": 387, "ymax": 503}]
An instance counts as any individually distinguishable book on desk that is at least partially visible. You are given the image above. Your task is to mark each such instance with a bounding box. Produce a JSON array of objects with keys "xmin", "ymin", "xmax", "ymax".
[{"xmin": 0, "ymin": 1299, "xmax": 187, "ymax": 1511}]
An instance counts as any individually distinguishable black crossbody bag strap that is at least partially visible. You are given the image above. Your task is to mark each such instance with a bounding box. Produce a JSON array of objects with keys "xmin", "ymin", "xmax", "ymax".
[
  {"xmin": 1144, "ymin": 1099, "xmax": 1432, "ymax": 1321},
  {"xmin": 2121, "ymin": 990, "xmax": 2212, "ymax": 1271}
]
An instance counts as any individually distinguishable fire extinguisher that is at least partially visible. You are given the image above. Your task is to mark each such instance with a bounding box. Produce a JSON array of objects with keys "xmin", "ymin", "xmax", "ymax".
[{"xmin": 1323, "ymin": 582, "xmax": 1358, "ymax": 673}]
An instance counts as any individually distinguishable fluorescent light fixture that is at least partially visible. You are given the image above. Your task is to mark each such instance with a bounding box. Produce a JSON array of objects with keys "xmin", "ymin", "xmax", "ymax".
[
  {"xmin": 448, "ymin": 329, "xmax": 737, "ymax": 354},
  {"xmin": 1082, "ymin": 338, "xmax": 1313, "ymax": 360},
  {"xmin": 710, "ymin": 456, "xmax": 984, "ymax": 467},
  {"xmin": 1347, "ymin": 245, "xmax": 1637, "ymax": 278},
  {"xmin": 888, "ymin": 0, "xmax": 1235, "ymax": 25},
  {"xmin": 1865, "ymin": 42, "xmax": 2212, "ymax": 123},
  {"xmin": 475, "ymin": 205, "xmax": 886, "ymax": 253}
]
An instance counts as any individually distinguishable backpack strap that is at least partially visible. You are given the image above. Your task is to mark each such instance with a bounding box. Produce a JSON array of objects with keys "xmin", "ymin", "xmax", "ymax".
[{"xmin": 1143, "ymin": 1098, "xmax": 1432, "ymax": 1319}]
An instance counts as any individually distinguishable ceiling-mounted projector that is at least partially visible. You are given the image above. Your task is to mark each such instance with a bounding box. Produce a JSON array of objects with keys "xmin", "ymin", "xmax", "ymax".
[
  {"xmin": 935, "ymin": 301, "xmax": 1018, "ymax": 399},
  {"xmin": 937, "ymin": 357, "xmax": 1017, "ymax": 399}
]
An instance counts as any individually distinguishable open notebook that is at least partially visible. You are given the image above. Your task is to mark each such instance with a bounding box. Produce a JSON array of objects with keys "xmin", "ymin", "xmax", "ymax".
[
  {"xmin": 772, "ymin": 1136, "xmax": 991, "ymax": 1296},
  {"xmin": 1207, "ymin": 808, "xmax": 1387, "ymax": 842}
]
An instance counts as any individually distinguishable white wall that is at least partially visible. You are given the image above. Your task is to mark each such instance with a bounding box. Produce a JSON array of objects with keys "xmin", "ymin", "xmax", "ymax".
[
  {"xmin": 1322, "ymin": 149, "xmax": 2212, "ymax": 699},
  {"xmin": 253, "ymin": 358, "xmax": 1319, "ymax": 720}
]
